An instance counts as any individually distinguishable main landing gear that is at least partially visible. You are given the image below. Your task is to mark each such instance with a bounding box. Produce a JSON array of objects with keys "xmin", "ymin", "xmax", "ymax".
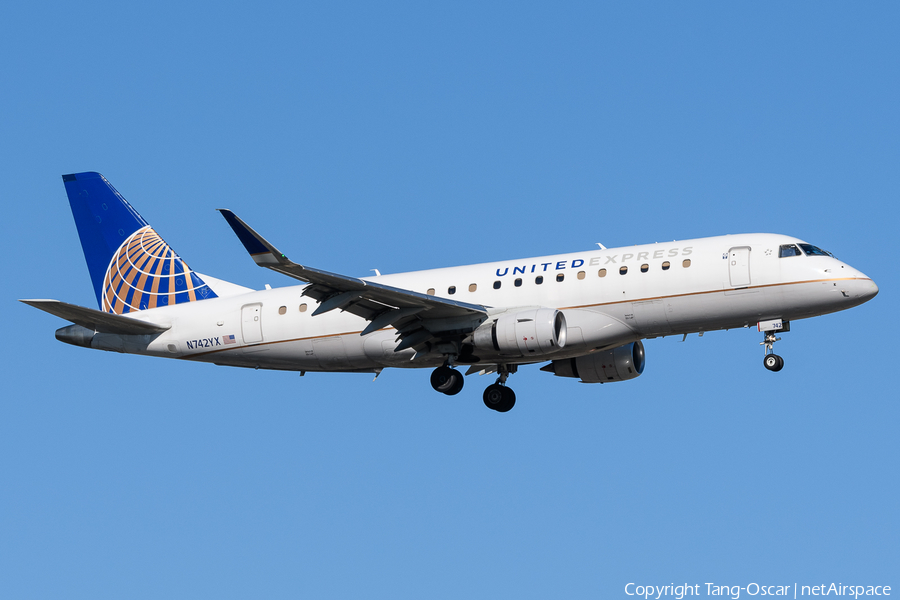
[
  {"xmin": 429, "ymin": 363, "xmax": 518, "ymax": 412},
  {"xmin": 430, "ymin": 365, "xmax": 464, "ymax": 395},
  {"xmin": 483, "ymin": 383, "xmax": 516, "ymax": 412},
  {"xmin": 761, "ymin": 329, "xmax": 785, "ymax": 372},
  {"xmin": 482, "ymin": 365, "xmax": 517, "ymax": 412}
]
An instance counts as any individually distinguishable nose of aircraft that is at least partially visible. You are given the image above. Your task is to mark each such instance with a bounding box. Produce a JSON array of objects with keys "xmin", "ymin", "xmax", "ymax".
[
  {"xmin": 858, "ymin": 277, "xmax": 879, "ymax": 302},
  {"xmin": 850, "ymin": 271, "xmax": 878, "ymax": 303}
]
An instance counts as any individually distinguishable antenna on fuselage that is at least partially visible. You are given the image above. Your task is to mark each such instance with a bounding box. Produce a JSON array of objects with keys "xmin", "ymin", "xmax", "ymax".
[{"xmin": 596, "ymin": 243, "xmax": 607, "ymax": 250}]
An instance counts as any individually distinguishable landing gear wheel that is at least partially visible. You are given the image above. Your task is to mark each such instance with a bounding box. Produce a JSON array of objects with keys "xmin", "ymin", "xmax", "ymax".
[
  {"xmin": 483, "ymin": 384, "xmax": 504, "ymax": 409},
  {"xmin": 760, "ymin": 328, "xmax": 786, "ymax": 372},
  {"xmin": 445, "ymin": 371, "xmax": 464, "ymax": 395},
  {"xmin": 483, "ymin": 384, "xmax": 516, "ymax": 412},
  {"xmin": 431, "ymin": 366, "xmax": 464, "ymax": 395},
  {"xmin": 763, "ymin": 354, "xmax": 784, "ymax": 372},
  {"xmin": 496, "ymin": 387, "xmax": 516, "ymax": 412}
]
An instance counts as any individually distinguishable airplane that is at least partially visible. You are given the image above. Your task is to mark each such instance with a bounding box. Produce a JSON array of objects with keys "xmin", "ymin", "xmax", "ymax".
[{"xmin": 23, "ymin": 172, "xmax": 879, "ymax": 412}]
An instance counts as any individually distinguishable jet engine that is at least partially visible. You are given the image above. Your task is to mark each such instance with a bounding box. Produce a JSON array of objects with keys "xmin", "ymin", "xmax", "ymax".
[
  {"xmin": 473, "ymin": 308, "xmax": 567, "ymax": 357},
  {"xmin": 541, "ymin": 341, "xmax": 645, "ymax": 383}
]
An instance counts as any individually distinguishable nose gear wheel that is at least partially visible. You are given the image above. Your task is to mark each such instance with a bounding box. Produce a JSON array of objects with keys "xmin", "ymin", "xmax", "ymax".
[{"xmin": 763, "ymin": 353, "xmax": 784, "ymax": 371}]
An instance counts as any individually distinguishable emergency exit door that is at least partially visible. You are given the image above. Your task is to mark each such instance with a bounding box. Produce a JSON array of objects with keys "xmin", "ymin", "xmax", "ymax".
[{"xmin": 728, "ymin": 247, "xmax": 751, "ymax": 288}]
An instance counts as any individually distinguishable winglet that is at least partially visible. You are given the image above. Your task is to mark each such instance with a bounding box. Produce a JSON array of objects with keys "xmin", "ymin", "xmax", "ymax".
[{"xmin": 218, "ymin": 209, "xmax": 291, "ymax": 267}]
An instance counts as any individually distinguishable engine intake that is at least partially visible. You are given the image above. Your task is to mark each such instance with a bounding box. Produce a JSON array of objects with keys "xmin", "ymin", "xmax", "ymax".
[
  {"xmin": 473, "ymin": 308, "xmax": 567, "ymax": 357},
  {"xmin": 541, "ymin": 341, "xmax": 645, "ymax": 383}
]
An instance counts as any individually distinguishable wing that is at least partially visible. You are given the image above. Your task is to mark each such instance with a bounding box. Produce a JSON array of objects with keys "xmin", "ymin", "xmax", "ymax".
[{"xmin": 218, "ymin": 210, "xmax": 488, "ymax": 352}]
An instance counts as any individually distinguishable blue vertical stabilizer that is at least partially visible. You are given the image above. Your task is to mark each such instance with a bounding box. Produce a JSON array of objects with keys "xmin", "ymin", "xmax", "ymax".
[{"xmin": 62, "ymin": 172, "xmax": 217, "ymax": 314}]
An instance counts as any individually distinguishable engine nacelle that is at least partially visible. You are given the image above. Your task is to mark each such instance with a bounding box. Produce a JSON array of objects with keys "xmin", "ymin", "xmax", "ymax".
[
  {"xmin": 541, "ymin": 341, "xmax": 645, "ymax": 383},
  {"xmin": 473, "ymin": 308, "xmax": 567, "ymax": 357}
]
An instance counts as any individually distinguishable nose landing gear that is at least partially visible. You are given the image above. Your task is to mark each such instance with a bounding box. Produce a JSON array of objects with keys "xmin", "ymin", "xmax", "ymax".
[
  {"xmin": 761, "ymin": 329, "xmax": 785, "ymax": 372},
  {"xmin": 763, "ymin": 353, "xmax": 784, "ymax": 371}
]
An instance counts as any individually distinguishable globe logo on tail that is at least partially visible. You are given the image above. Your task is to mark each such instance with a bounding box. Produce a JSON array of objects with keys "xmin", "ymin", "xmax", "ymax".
[{"xmin": 102, "ymin": 226, "xmax": 217, "ymax": 314}]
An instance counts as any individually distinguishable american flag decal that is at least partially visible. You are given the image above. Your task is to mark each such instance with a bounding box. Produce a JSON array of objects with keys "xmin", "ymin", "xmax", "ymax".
[{"xmin": 223, "ymin": 334, "xmax": 236, "ymax": 345}]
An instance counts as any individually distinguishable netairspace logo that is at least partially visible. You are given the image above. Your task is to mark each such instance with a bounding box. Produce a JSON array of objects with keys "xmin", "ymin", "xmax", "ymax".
[{"xmin": 624, "ymin": 583, "xmax": 892, "ymax": 599}]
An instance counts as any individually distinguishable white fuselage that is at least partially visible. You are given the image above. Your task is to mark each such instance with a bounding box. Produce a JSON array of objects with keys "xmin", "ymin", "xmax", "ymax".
[{"xmin": 95, "ymin": 233, "xmax": 877, "ymax": 373}]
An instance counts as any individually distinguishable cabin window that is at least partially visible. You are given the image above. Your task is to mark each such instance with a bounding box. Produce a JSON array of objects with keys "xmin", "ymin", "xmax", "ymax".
[
  {"xmin": 514, "ymin": 278, "xmax": 522, "ymax": 287},
  {"xmin": 598, "ymin": 268, "xmax": 607, "ymax": 277},
  {"xmin": 779, "ymin": 244, "xmax": 802, "ymax": 258},
  {"xmin": 426, "ymin": 288, "xmax": 435, "ymax": 296},
  {"xmin": 556, "ymin": 273, "xmax": 565, "ymax": 282},
  {"xmin": 278, "ymin": 306, "xmax": 287, "ymax": 315},
  {"xmin": 640, "ymin": 264, "xmax": 649, "ymax": 273},
  {"xmin": 577, "ymin": 271, "xmax": 586, "ymax": 280},
  {"xmin": 535, "ymin": 276, "xmax": 544, "ymax": 285},
  {"xmin": 682, "ymin": 259, "xmax": 691, "ymax": 268},
  {"xmin": 492, "ymin": 281, "xmax": 501, "ymax": 289},
  {"xmin": 469, "ymin": 283, "xmax": 477, "ymax": 292},
  {"xmin": 299, "ymin": 303, "xmax": 308, "ymax": 312},
  {"xmin": 620, "ymin": 266, "xmax": 628, "ymax": 275},
  {"xmin": 662, "ymin": 261, "xmax": 670, "ymax": 270},
  {"xmin": 448, "ymin": 286, "xmax": 456, "ymax": 295}
]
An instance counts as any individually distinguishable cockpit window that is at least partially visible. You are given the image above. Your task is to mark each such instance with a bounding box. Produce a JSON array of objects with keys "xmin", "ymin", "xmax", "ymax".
[
  {"xmin": 798, "ymin": 243, "xmax": 834, "ymax": 258},
  {"xmin": 779, "ymin": 244, "xmax": 802, "ymax": 258}
]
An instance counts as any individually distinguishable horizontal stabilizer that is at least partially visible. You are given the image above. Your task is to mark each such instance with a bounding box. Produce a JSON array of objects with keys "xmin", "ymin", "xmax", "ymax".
[{"xmin": 20, "ymin": 299, "xmax": 170, "ymax": 335}]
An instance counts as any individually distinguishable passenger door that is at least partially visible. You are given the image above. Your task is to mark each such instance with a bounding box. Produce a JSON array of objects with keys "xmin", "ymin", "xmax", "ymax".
[{"xmin": 728, "ymin": 247, "xmax": 751, "ymax": 288}]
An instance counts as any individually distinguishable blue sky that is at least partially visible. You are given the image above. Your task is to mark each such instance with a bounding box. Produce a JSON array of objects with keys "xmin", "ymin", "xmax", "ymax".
[{"xmin": 1, "ymin": 2, "xmax": 897, "ymax": 598}]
